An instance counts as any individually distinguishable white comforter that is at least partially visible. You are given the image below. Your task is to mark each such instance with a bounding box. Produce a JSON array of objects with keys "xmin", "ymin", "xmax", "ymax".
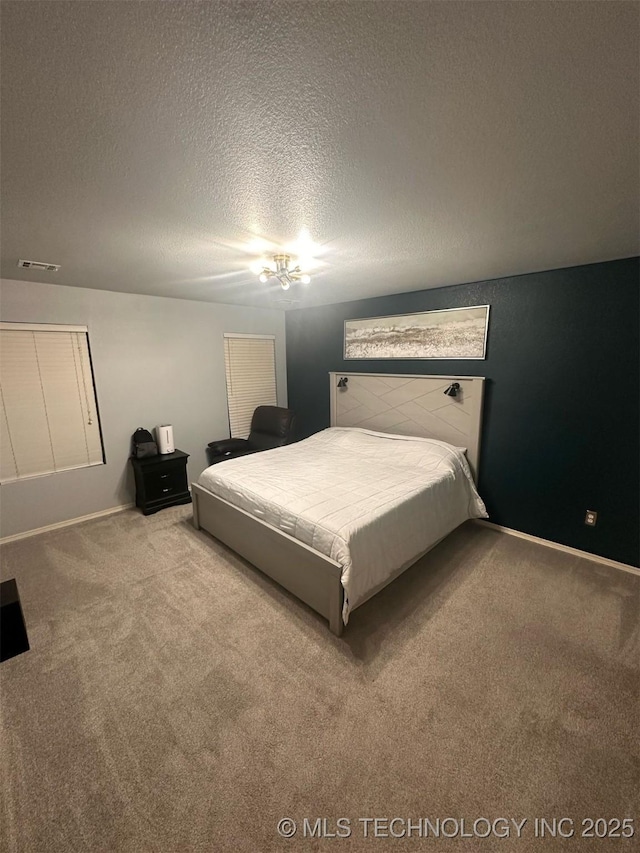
[{"xmin": 197, "ymin": 427, "xmax": 488, "ymax": 623}]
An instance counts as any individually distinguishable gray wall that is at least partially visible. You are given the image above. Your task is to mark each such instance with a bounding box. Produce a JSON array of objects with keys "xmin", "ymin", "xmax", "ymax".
[{"xmin": 0, "ymin": 278, "xmax": 287, "ymax": 538}]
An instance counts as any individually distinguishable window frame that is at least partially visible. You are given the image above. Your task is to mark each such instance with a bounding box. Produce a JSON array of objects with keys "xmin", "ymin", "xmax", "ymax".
[
  {"xmin": 223, "ymin": 332, "xmax": 278, "ymax": 439},
  {"xmin": 0, "ymin": 322, "xmax": 106, "ymax": 482}
]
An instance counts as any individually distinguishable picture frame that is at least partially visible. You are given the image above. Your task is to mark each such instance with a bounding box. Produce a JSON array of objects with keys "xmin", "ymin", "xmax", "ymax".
[{"xmin": 344, "ymin": 305, "xmax": 490, "ymax": 360}]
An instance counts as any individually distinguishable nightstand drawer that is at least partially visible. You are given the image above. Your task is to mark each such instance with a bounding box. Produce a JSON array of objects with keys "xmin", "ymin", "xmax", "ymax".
[{"xmin": 143, "ymin": 466, "xmax": 185, "ymax": 500}]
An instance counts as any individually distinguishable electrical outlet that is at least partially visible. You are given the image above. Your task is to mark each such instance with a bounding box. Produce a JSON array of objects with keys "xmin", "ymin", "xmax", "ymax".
[{"xmin": 585, "ymin": 510, "xmax": 598, "ymax": 527}]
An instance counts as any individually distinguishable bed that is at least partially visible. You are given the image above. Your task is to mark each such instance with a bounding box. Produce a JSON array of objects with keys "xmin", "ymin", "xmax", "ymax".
[{"xmin": 192, "ymin": 373, "xmax": 487, "ymax": 635}]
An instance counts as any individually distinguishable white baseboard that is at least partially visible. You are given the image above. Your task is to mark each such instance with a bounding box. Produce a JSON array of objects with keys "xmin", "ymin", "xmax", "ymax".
[
  {"xmin": 475, "ymin": 519, "xmax": 640, "ymax": 577},
  {"xmin": 0, "ymin": 503, "xmax": 135, "ymax": 545}
]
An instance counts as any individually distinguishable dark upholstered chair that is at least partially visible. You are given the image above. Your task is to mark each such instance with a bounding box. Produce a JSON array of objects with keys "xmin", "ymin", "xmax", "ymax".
[{"xmin": 206, "ymin": 406, "xmax": 295, "ymax": 465}]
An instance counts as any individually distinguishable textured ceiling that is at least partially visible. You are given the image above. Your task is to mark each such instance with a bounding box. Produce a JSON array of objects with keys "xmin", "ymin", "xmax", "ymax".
[{"xmin": 1, "ymin": 1, "xmax": 638, "ymax": 310}]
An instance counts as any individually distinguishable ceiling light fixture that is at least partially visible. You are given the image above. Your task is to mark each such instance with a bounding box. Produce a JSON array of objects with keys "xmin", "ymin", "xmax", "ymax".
[{"xmin": 258, "ymin": 254, "xmax": 311, "ymax": 291}]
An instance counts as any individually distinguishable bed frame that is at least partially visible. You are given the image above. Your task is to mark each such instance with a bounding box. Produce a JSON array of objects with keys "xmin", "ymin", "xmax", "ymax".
[{"xmin": 191, "ymin": 373, "xmax": 485, "ymax": 636}]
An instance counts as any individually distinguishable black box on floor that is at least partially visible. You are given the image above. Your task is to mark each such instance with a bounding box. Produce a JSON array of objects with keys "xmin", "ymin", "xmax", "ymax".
[{"xmin": 1, "ymin": 578, "xmax": 30, "ymax": 662}]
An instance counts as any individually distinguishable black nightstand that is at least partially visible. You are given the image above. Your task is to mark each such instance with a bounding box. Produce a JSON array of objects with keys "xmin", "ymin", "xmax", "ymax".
[{"xmin": 130, "ymin": 450, "xmax": 192, "ymax": 515}]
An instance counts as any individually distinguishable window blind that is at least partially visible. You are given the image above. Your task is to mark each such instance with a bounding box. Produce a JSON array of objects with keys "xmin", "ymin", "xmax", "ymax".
[
  {"xmin": 0, "ymin": 323, "xmax": 105, "ymax": 482},
  {"xmin": 223, "ymin": 334, "xmax": 277, "ymax": 438}
]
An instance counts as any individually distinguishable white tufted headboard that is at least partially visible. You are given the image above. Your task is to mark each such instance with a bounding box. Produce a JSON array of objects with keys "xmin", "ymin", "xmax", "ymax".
[{"xmin": 329, "ymin": 372, "xmax": 485, "ymax": 480}]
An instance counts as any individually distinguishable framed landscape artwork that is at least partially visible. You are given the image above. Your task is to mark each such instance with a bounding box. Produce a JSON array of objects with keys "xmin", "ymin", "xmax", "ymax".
[{"xmin": 344, "ymin": 305, "xmax": 490, "ymax": 360}]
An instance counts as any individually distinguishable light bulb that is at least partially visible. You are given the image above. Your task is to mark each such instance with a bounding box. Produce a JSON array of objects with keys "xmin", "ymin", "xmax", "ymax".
[
  {"xmin": 300, "ymin": 274, "xmax": 311, "ymax": 284},
  {"xmin": 280, "ymin": 280, "xmax": 290, "ymax": 291},
  {"xmin": 259, "ymin": 272, "xmax": 269, "ymax": 283}
]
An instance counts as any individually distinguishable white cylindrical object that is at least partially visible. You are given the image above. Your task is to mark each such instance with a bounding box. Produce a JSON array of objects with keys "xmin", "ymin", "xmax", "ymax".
[{"xmin": 156, "ymin": 424, "xmax": 175, "ymax": 454}]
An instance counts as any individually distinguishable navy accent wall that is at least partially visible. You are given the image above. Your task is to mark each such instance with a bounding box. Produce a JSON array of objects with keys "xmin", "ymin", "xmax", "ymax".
[{"xmin": 286, "ymin": 258, "xmax": 640, "ymax": 567}]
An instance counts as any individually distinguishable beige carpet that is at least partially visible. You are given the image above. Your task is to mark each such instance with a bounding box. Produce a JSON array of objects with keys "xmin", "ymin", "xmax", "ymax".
[{"xmin": 0, "ymin": 506, "xmax": 638, "ymax": 852}]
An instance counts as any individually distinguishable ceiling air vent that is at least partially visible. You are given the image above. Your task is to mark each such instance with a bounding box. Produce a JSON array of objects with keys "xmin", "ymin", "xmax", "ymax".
[{"xmin": 18, "ymin": 259, "xmax": 61, "ymax": 272}]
